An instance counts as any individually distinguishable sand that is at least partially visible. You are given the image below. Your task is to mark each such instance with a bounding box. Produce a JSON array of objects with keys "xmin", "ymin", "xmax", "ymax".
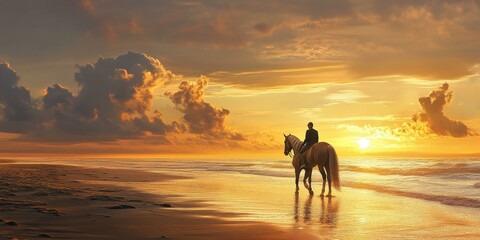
[
  {"xmin": 1, "ymin": 159, "xmax": 480, "ymax": 239},
  {"xmin": 0, "ymin": 162, "xmax": 316, "ymax": 240}
]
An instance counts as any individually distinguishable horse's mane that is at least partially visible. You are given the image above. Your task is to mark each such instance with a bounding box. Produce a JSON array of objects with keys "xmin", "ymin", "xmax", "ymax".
[{"xmin": 288, "ymin": 135, "xmax": 303, "ymax": 154}]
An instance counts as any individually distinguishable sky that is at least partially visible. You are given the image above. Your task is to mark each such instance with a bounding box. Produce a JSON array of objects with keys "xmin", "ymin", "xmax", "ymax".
[{"xmin": 0, "ymin": 0, "xmax": 479, "ymax": 157}]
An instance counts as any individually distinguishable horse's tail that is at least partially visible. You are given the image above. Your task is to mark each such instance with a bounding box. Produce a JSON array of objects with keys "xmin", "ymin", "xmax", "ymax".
[{"xmin": 328, "ymin": 145, "xmax": 341, "ymax": 190}]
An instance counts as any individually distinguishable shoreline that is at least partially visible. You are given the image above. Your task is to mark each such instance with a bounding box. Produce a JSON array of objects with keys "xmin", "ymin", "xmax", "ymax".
[
  {"xmin": 2, "ymin": 159, "xmax": 480, "ymax": 239},
  {"xmin": 0, "ymin": 162, "xmax": 317, "ymax": 240}
]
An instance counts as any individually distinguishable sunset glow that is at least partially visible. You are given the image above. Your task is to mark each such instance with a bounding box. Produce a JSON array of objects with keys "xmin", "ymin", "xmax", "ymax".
[
  {"xmin": 358, "ymin": 138, "xmax": 370, "ymax": 150},
  {"xmin": 1, "ymin": 2, "xmax": 480, "ymax": 240},
  {"xmin": 0, "ymin": 1, "xmax": 478, "ymax": 158}
]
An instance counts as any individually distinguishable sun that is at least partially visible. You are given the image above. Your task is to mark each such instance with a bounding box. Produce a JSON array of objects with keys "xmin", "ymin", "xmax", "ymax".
[{"xmin": 358, "ymin": 137, "xmax": 370, "ymax": 149}]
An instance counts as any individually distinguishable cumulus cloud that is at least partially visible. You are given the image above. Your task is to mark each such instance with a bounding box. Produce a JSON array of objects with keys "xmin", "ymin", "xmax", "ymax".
[
  {"xmin": 43, "ymin": 84, "xmax": 74, "ymax": 110},
  {"xmin": 39, "ymin": 51, "xmax": 181, "ymax": 140},
  {"xmin": 73, "ymin": 51, "xmax": 175, "ymax": 119},
  {"xmin": 0, "ymin": 63, "xmax": 38, "ymax": 132},
  {"xmin": 413, "ymin": 83, "xmax": 477, "ymax": 137},
  {"xmin": 166, "ymin": 76, "xmax": 245, "ymax": 140},
  {"xmin": 0, "ymin": 51, "xmax": 245, "ymax": 143},
  {"xmin": 0, "ymin": 52, "xmax": 182, "ymax": 141},
  {"xmin": 340, "ymin": 83, "xmax": 477, "ymax": 140}
]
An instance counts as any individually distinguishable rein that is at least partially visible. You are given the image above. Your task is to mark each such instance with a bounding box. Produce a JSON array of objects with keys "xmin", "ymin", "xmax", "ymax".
[{"xmin": 286, "ymin": 135, "xmax": 302, "ymax": 159}]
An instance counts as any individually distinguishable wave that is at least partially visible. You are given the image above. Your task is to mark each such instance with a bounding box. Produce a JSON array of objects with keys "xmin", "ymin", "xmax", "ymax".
[
  {"xmin": 0, "ymin": 159, "xmax": 15, "ymax": 164},
  {"xmin": 342, "ymin": 164, "xmax": 480, "ymax": 176},
  {"xmin": 432, "ymin": 162, "xmax": 469, "ymax": 167},
  {"xmin": 344, "ymin": 181, "xmax": 480, "ymax": 209}
]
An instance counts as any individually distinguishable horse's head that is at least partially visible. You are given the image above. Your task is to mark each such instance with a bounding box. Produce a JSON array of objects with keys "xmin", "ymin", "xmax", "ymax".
[{"xmin": 283, "ymin": 133, "xmax": 292, "ymax": 156}]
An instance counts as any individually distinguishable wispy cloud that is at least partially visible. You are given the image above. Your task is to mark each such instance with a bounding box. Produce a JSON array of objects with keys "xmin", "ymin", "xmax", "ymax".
[
  {"xmin": 325, "ymin": 90, "xmax": 368, "ymax": 103},
  {"xmin": 211, "ymin": 65, "xmax": 345, "ymax": 77}
]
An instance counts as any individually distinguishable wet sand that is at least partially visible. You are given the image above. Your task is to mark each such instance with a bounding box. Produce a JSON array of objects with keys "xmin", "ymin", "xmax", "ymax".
[
  {"xmin": 147, "ymin": 167, "xmax": 480, "ymax": 239},
  {"xmin": 1, "ymin": 160, "xmax": 480, "ymax": 239},
  {"xmin": 0, "ymin": 162, "xmax": 316, "ymax": 240}
]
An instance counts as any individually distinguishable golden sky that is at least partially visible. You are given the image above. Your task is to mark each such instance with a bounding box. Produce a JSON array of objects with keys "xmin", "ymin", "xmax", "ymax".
[{"xmin": 0, "ymin": 0, "xmax": 479, "ymax": 157}]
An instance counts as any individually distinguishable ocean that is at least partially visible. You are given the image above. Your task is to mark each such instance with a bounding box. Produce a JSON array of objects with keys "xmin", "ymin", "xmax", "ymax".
[
  {"xmin": 23, "ymin": 156, "xmax": 480, "ymax": 208},
  {"xmin": 10, "ymin": 156, "xmax": 480, "ymax": 239}
]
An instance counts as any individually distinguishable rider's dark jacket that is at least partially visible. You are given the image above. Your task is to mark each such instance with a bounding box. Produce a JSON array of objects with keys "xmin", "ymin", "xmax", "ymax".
[
  {"xmin": 300, "ymin": 128, "xmax": 319, "ymax": 154},
  {"xmin": 304, "ymin": 128, "xmax": 319, "ymax": 144}
]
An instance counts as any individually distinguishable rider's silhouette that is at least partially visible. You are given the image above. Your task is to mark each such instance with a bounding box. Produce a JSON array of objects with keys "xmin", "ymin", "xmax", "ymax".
[{"xmin": 299, "ymin": 122, "xmax": 318, "ymax": 169}]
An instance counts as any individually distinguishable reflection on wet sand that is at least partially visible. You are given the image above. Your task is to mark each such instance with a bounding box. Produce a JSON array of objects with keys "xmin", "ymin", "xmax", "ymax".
[
  {"xmin": 294, "ymin": 193, "xmax": 339, "ymax": 228},
  {"xmin": 320, "ymin": 195, "xmax": 339, "ymax": 227},
  {"xmin": 294, "ymin": 193, "xmax": 299, "ymax": 223},
  {"xmin": 304, "ymin": 195, "xmax": 313, "ymax": 224}
]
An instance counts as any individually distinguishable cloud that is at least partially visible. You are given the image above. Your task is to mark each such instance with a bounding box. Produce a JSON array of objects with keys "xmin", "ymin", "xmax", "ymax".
[
  {"xmin": 2, "ymin": 0, "xmax": 480, "ymax": 89},
  {"xmin": 1, "ymin": 51, "xmax": 246, "ymax": 144},
  {"xmin": 39, "ymin": 51, "xmax": 181, "ymax": 140},
  {"xmin": 166, "ymin": 76, "xmax": 246, "ymax": 140},
  {"xmin": 325, "ymin": 90, "xmax": 368, "ymax": 103},
  {"xmin": 338, "ymin": 122, "xmax": 430, "ymax": 142},
  {"xmin": 0, "ymin": 52, "xmax": 183, "ymax": 141},
  {"xmin": 413, "ymin": 83, "xmax": 477, "ymax": 137},
  {"xmin": 340, "ymin": 83, "xmax": 477, "ymax": 140},
  {"xmin": 253, "ymin": 22, "xmax": 276, "ymax": 35},
  {"xmin": 347, "ymin": 0, "xmax": 480, "ymax": 79},
  {"xmin": 0, "ymin": 63, "xmax": 38, "ymax": 133},
  {"xmin": 73, "ymin": 51, "xmax": 175, "ymax": 118},
  {"xmin": 43, "ymin": 84, "xmax": 74, "ymax": 109}
]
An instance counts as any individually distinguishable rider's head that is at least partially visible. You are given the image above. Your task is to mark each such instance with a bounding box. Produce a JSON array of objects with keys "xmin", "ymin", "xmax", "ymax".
[{"xmin": 307, "ymin": 122, "xmax": 313, "ymax": 129}]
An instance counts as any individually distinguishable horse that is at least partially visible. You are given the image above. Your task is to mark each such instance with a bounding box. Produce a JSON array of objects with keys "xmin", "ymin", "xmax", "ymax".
[{"xmin": 283, "ymin": 134, "xmax": 340, "ymax": 196}]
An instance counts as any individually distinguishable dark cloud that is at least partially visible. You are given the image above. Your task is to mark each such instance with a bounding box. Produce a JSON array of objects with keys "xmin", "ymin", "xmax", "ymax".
[
  {"xmin": 348, "ymin": 0, "xmax": 480, "ymax": 80},
  {"xmin": 371, "ymin": 0, "xmax": 479, "ymax": 20},
  {"xmin": 0, "ymin": 52, "xmax": 180, "ymax": 141},
  {"xmin": 0, "ymin": 52, "xmax": 244, "ymax": 143},
  {"xmin": 40, "ymin": 51, "xmax": 180, "ymax": 140},
  {"xmin": 282, "ymin": 0, "xmax": 353, "ymax": 19},
  {"xmin": 413, "ymin": 83, "xmax": 477, "ymax": 137},
  {"xmin": 0, "ymin": 63, "xmax": 38, "ymax": 132},
  {"xmin": 166, "ymin": 76, "xmax": 246, "ymax": 140},
  {"xmin": 73, "ymin": 51, "xmax": 175, "ymax": 119},
  {"xmin": 253, "ymin": 22, "xmax": 275, "ymax": 35},
  {"xmin": 3, "ymin": 0, "xmax": 479, "ymax": 90},
  {"xmin": 43, "ymin": 84, "xmax": 74, "ymax": 109},
  {"xmin": 0, "ymin": 0, "xmax": 355, "ymax": 54}
]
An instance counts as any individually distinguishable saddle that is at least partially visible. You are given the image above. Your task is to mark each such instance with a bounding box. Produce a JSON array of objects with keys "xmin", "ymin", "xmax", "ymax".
[{"xmin": 299, "ymin": 151, "xmax": 310, "ymax": 169}]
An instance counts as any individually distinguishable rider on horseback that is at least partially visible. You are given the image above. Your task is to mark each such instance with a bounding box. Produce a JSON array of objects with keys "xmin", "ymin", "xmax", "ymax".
[{"xmin": 299, "ymin": 122, "xmax": 318, "ymax": 170}]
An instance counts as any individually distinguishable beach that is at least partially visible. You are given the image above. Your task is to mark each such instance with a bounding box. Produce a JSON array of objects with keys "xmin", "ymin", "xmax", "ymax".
[{"xmin": 1, "ymin": 158, "xmax": 480, "ymax": 239}]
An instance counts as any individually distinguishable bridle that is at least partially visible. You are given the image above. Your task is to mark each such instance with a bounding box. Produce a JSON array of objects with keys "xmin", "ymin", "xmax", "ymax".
[{"xmin": 284, "ymin": 136, "xmax": 294, "ymax": 158}]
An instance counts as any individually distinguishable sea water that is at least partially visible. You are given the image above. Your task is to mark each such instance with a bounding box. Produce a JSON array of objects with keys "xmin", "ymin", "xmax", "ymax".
[
  {"xmin": 13, "ymin": 157, "xmax": 480, "ymax": 239},
  {"xmin": 27, "ymin": 156, "xmax": 480, "ymax": 208}
]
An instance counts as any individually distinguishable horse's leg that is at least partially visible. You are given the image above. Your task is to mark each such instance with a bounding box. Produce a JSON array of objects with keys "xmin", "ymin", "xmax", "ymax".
[
  {"xmin": 308, "ymin": 168, "xmax": 314, "ymax": 195},
  {"xmin": 303, "ymin": 168, "xmax": 313, "ymax": 188},
  {"xmin": 319, "ymin": 166, "xmax": 326, "ymax": 196},
  {"xmin": 303, "ymin": 168, "xmax": 309, "ymax": 189},
  {"xmin": 295, "ymin": 168, "xmax": 300, "ymax": 193},
  {"xmin": 325, "ymin": 160, "xmax": 332, "ymax": 196}
]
